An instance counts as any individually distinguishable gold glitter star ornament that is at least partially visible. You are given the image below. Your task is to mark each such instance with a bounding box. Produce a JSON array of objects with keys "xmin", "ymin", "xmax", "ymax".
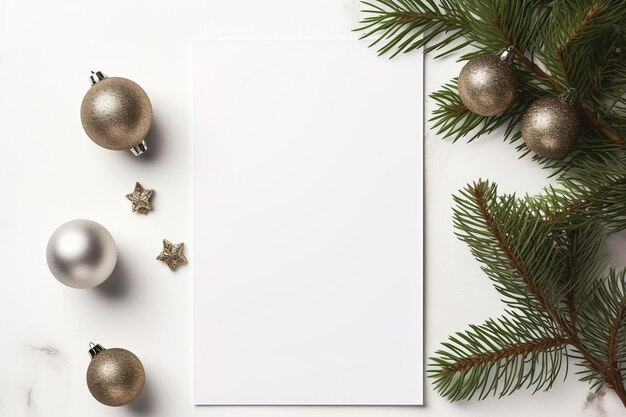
[
  {"xmin": 126, "ymin": 182, "xmax": 154, "ymax": 214},
  {"xmin": 156, "ymin": 239, "xmax": 188, "ymax": 271}
]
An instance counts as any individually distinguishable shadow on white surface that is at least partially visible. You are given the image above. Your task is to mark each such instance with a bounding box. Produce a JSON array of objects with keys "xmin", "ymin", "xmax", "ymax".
[
  {"xmin": 125, "ymin": 115, "xmax": 167, "ymax": 164},
  {"xmin": 129, "ymin": 378, "xmax": 156, "ymax": 415},
  {"xmin": 94, "ymin": 257, "xmax": 132, "ymax": 299}
]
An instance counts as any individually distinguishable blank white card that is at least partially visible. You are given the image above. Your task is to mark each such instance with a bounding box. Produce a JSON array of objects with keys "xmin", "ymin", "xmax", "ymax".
[{"xmin": 193, "ymin": 39, "xmax": 423, "ymax": 405}]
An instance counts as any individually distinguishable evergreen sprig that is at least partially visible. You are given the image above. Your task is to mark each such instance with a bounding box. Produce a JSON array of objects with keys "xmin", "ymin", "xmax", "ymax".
[
  {"xmin": 437, "ymin": 180, "xmax": 626, "ymax": 405},
  {"xmin": 430, "ymin": 314, "xmax": 568, "ymax": 401},
  {"xmin": 356, "ymin": 0, "xmax": 626, "ymax": 154},
  {"xmin": 356, "ymin": 0, "xmax": 626, "ymax": 407}
]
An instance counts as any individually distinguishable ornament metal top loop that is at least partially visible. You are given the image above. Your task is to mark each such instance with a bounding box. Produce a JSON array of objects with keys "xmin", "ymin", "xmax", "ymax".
[
  {"xmin": 130, "ymin": 141, "xmax": 148, "ymax": 156},
  {"xmin": 89, "ymin": 71, "xmax": 107, "ymax": 85},
  {"xmin": 560, "ymin": 88, "xmax": 577, "ymax": 105},
  {"xmin": 498, "ymin": 46, "xmax": 515, "ymax": 63},
  {"xmin": 88, "ymin": 342, "xmax": 105, "ymax": 358}
]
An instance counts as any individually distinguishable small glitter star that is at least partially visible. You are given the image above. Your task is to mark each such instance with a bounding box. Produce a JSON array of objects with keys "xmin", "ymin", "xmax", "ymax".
[
  {"xmin": 156, "ymin": 239, "xmax": 188, "ymax": 271},
  {"xmin": 126, "ymin": 182, "xmax": 154, "ymax": 214}
]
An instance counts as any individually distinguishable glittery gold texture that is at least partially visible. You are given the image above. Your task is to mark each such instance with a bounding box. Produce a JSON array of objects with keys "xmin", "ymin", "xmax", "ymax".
[
  {"xmin": 157, "ymin": 239, "xmax": 188, "ymax": 271},
  {"xmin": 521, "ymin": 97, "xmax": 579, "ymax": 158},
  {"xmin": 458, "ymin": 55, "xmax": 518, "ymax": 116},
  {"xmin": 125, "ymin": 182, "xmax": 154, "ymax": 214},
  {"xmin": 86, "ymin": 347, "xmax": 145, "ymax": 407},
  {"xmin": 80, "ymin": 77, "xmax": 152, "ymax": 151}
]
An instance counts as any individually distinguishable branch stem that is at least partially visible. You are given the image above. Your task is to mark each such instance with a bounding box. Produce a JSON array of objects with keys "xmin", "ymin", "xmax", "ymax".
[
  {"xmin": 471, "ymin": 182, "xmax": 626, "ymax": 407},
  {"xmin": 491, "ymin": 16, "xmax": 626, "ymax": 147},
  {"xmin": 441, "ymin": 337, "xmax": 570, "ymax": 374}
]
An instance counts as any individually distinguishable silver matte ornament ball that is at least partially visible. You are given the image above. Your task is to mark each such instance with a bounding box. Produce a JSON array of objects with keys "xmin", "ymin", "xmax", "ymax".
[
  {"xmin": 46, "ymin": 219, "xmax": 117, "ymax": 289},
  {"xmin": 458, "ymin": 52, "xmax": 518, "ymax": 116},
  {"xmin": 80, "ymin": 71, "xmax": 152, "ymax": 156},
  {"xmin": 521, "ymin": 97, "xmax": 579, "ymax": 158},
  {"xmin": 86, "ymin": 343, "xmax": 145, "ymax": 407}
]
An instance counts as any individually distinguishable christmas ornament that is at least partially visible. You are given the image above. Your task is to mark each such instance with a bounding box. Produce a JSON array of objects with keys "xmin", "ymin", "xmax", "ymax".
[
  {"xmin": 521, "ymin": 96, "xmax": 580, "ymax": 158},
  {"xmin": 157, "ymin": 239, "xmax": 188, "ymax": 271},
  {"xmin": 80, "ymin": 71, "xmax": 152, "ymax": 156},
  {"xmin": 46, "ymin": 219, "xmax": 117, "ymax": 289},
  {"xmin": 126, "ymin": 182, "xmax": 154, "ymax": 214},
  {"xmin": 457, "ymin": 48, "xmax": 517, "ymax": 116},
  {"xmin": 86, "ymin": 343, "xmax": 145, "ymax": 407}
]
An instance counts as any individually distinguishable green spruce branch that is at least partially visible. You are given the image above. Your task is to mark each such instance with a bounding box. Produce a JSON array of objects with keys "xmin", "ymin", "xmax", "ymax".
[
  {"xmin": 434, "ymin": 180, "xmax": 626, "ymax": 405},
  {"xmin": 356, "ymin": 0, "xmax": 626, "ymax": 151},
  {"xmin": 355, "ymin": 0, "xmax": 626, "ymax": 407}
]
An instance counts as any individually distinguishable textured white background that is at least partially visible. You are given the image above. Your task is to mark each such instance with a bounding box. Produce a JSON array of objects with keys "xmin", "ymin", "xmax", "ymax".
[{"xmin": 0, "ymin": 1, "xmax": 625, "ymax": 416}]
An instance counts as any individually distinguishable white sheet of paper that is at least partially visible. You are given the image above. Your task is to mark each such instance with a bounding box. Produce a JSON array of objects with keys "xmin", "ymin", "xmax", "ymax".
[{"xmin": 193, "ymin": 39, "xmax": 423, "ymax": 405}]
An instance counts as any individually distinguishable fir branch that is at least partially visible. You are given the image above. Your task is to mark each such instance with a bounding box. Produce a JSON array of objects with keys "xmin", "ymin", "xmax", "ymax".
[
  {"xmin": 430, "ymin": 316, "xmax": 569, "ymax": 401},
  {"xmin": 442, "ymin": 181, "xmax": 626, "ymax": 405},
  {"xmin": 357, "ymin": 0, "xmax": 626, "ymax": 149},
  {"xmin": 608, "ymin": 302, "xmax": 626, "ymax": 370},
  {"xmin": 490, "ymin": 15, "xmax": 561, "ymax": 92},
  {"xmin": 463, "ymin": 182, "xmax": 582, "ymax": 330},
  {"xmin": 540, "ymin": 0, "xmax": 626, "ymax": 145},
  {"xmin": 578, "ymin": 107, "xmax": 626, "ymax": 146},
  {"xmin": 554, "ymin": 1, "xmax": 602, "ymax": 88},
  {"xmin": 453, "ymin": 181, "xmax": 566, "ymax": 317},
  {"xmin": 441, "ymin": 338, "xmax": 569, "ymax": 375},
  {"xmin": 566, "ymin": 293, "xmax": 578, "ymax": 335},
  {"xmin": 354, "ymin": 0, "xmax": 471, "ymax": 58},
  {"xmin": 495, "ymin": 2, "xmax": 626, "ymax": 147},
  {"xmin": 575, "ymin": 270, "xmax": 626, "ymax": 403},
  {"xmin": 548, "ymin": 157, "xmax": 626, "ymax": 233},
  {"xmin": 470, "ymin": 182, "xmax": 546, "ymax": 307}
]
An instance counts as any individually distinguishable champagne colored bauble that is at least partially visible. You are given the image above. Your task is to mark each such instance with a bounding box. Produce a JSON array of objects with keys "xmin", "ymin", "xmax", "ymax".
[
  {"xmin": 80, "ymin": 71, "xmax": 152, "ymax": 156},
  {"xmin": 458, "ymin": 55, "xmax": 518, "ymax": 116},
  {"xmin": 86, "ymin": 344, "xmax": 145, "ymax": 407},
  {"xmin": 521, "ymin": 97, "xmax": 579, "ymax": 158},
  {"xmin": 46, "ymin": 219, "xmax": 117, "ymax": 289}
]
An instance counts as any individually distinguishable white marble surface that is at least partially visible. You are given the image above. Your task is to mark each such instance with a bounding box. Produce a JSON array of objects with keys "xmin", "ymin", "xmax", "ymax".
[{"xmin": 0, "ymin": 1, "xmax": 624, "ymax": 416}]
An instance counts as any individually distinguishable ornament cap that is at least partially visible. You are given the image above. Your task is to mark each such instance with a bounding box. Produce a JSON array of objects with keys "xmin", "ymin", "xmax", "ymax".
[
  {"xmin": 499, "ymin": 46, "xmax": 515, "ymax": 63},
  {"xmin": 89, "ymin": 71, "xmax": 107, "ymax": 86},
  {"xmin": 130, "ymin": 140, "xmax": 148, "ymax": 156},
  {"xmin": 560, "ymin": 88, "xmax": 577, "ymax": 104},
  {"xmin": 88, "ymin": 342, "xmax": 106, "ymax": 359}
]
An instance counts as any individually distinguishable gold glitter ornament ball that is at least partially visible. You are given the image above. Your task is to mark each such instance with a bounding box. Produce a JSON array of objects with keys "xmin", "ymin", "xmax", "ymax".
[
  {"xmin": 80, "ymin": 72, "xmax": 152, "ymax": 155},
  {"xmin": 521, "ymin": 97, "xmax": 579, "ymax": 158},
  {"xmin": 458, "ymin": 55, "xmax": 517, "ymax": 116},
  {"xmin": 86, "ymin": 344, "xmax": 145, "ymax": 407}
]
